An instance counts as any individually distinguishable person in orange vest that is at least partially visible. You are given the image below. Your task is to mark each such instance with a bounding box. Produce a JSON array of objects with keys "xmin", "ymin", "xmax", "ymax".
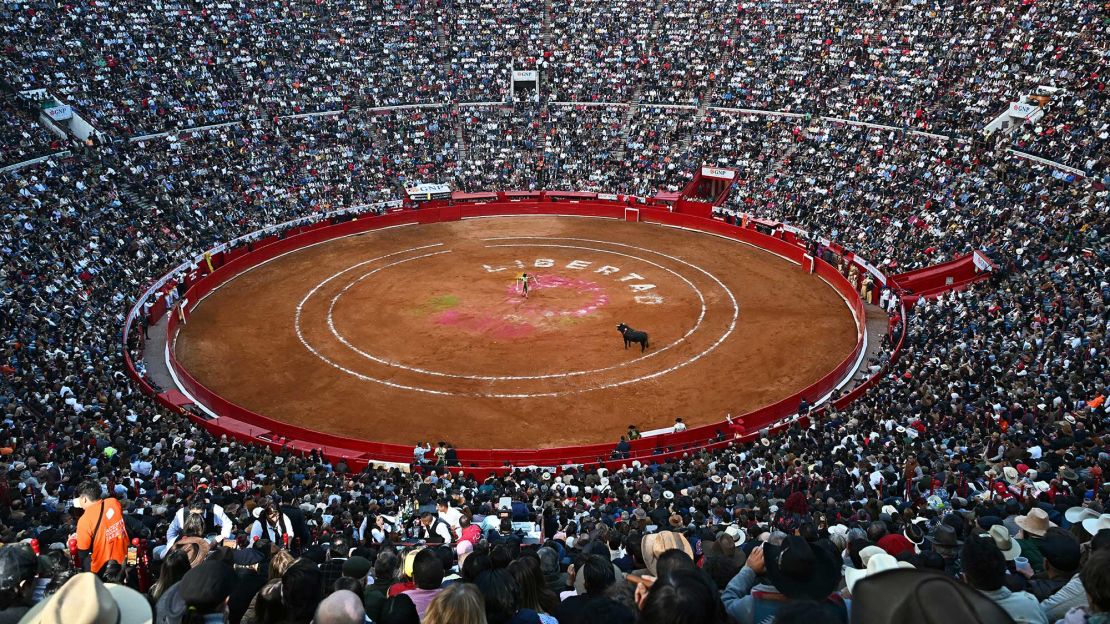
[{"xmin": 72, "ymin": 480, "xmax": 129, "ymax": 574}]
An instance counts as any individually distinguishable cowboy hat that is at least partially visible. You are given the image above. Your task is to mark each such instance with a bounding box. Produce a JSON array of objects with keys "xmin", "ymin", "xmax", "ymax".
[
  {"xmin": 1064, "ymin": 505, "xmax": 1102, "ymax": 524},
  {"xmin": 858, "ymin": 546, "xmax": 888, "ymax": 567},
  {"xmin": 1015, "ymin": 508, "xmax": 1056, "ymax": 537},
  {"xmin": 1082, "ymin": 514, "xmax": 1110, "ymax": 536},
  {"xmin": 640, "ymin": 531, "xmax": 693, "ymax": 576},
  {"xmin": 19, "ymin": 573, "xmax": 152, "ymax": 624},
  {"xmin": 926, "ymin": 525, "xmax": 960, "ymax": 551},
  {"xmin": 844, "ymin": 553, "xmax": 914, "ymax": 592},
  {"xmin": 1002, "ymin": 467, "xmax": 1020, "ymax": 485},
  {"xmin": 724, "ymin": 524, "xmax": 746, "ymax": 543},
  {"xmin": 851, "ymin": 569, "xmax": 1014, "ymax": 624},
  {"xmin": 903, "ymin": 522, "xmax": 925, "ymax": 547},
  {"xmin": 986, "ymin": 525, "xmax": 1021, "ymax": 561},
  {"xmin": 763, "ymin": 537, "xmax": 841, "ymax": 601}
]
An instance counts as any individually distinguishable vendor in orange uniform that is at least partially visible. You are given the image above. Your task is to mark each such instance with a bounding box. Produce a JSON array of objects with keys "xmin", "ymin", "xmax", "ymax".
[{"xmin": 73, "ymin": 480, "xmax": 130, "ymax": 574}]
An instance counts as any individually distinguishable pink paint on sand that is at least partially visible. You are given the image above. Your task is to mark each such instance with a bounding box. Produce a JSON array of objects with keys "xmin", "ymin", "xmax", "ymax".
[
  {"xmin": 432, "ymin": 274, "xmax": 611, "ymax": 339},
  {"xmin": 435, "ymin": 309, "xmax": 462, "ymax": 324}
]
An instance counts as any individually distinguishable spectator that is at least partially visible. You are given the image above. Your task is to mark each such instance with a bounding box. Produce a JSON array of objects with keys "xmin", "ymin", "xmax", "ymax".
[
  {"xmin": 419, "ymin": 513, "xmax": 454, "ymax": 545},
  {"xmin": 1065, "ymin": 550, "xmax": 1110, "ymax": 624},
  {"xmin": 363, "ymin": 549, "xmax": 400, "ymax": 621},
  {"xmin": 249, "ymin": 503, "xmax": 294, "ymax": 545},
  {"xmin": 401, "ymin": 549, "xmax": 445, "ymax": 619},
  {"xmin": 73, "ymin": 480, "xmax": 129, "ymax": 575},
  {"xmin": 165, "ymin": 496, "xmax": 233, "ymax": 552},
  {"xmin": 554, "ymin": 555, "xmax": 627, "ymax": 624},
  {"xmin": 722, "ymin": 538, "xmax": 844, "ymax": 624},
  {"xmin": 176, "ymin": 560, "xmax": 237, "ymax": 624},
  {"xmin": 0, "ymin": 544, "xmax": 39, "ymax": 623},
  {"xmin": 424, "ymin": 583, "xmax": 487, "ymax": 624},
  {"xmin": 313, "ymin": 590, "xmax": 366, "ymax": 624},
  {"xmin": 636, "ymin": 569, "xmax": 730, "ymax": 624},
  {"xmin": 961, "ymin": 535, "xmax": 1047, "ymax": 624},
  {"xmin": 149, "ymin": 550, "xmax": 191, "ymax": 607}
]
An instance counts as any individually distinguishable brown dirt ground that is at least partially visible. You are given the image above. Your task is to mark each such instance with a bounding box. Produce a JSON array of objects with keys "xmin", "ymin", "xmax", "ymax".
[{"xmin": 174, "ymin": 217, "xmax": 858, "ymax": 448}]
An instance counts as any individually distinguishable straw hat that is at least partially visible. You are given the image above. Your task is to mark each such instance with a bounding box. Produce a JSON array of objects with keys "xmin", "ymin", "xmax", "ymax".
[
  {"xmin": 640, "ymin": 531, "xmax": 693, "ymax": 576},
  {"xmin": 19, "ymin": 573, "xmax": 152, "ymax": 624},
  {"xmin": 1014, "ymin": 508, "xmax": 1056, "ymax": 537},
  {"xmin": 986, "ymin": 525, "xmax": 1021, "ymax": 561}
]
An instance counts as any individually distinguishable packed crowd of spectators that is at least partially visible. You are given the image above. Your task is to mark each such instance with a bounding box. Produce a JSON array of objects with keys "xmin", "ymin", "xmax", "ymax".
[
  {"xmin": 545, "ymin": 0, "xmax": 653, "ymax": 103},
  {"xmin": 1, "ymin": 0, "xmax": 1109, "ymax": 622},
  {"xmin": 1, "ymin": 107, "xmax": 1107, "ymax": 624},
  {"xmin": 0, "ymin": 92, "xmax": 60, "ymax": 167},
  {"xmin": 2, "ymin": 0, "xmax": 1107, "ymax": 161}
]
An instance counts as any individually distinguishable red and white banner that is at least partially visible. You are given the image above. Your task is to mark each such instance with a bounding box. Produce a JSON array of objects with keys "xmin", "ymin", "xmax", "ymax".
[
  {"xmin": 972, "ymin": 250, "xmax": 996, "ymax": 272},
  {"xmin": 700, "ymin": 166, "xmax": 737, "ymax": 180}
]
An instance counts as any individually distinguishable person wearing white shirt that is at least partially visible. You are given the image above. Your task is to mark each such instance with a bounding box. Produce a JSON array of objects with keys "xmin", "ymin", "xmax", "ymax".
[
  {"xmin": 672, "ymin": 417, "xmax": 687, "ymax": 433},
  {"xmin": 359, "ymin": 514, "xmax": 398, "ymax": 544},
  {"xmin": 437, "ymin": 500, "xmax": 463, "ymax": 535},
  {"xmin": 418, "ymin": 512, "xmax": 454, "ymax": 544},
  {"xmin": 165, "ymin": 497, "xmax": 232, "ymax": 550},
  {"xmin": 250, "ymin": 503, "xmax": 294, "ymax": 545}
]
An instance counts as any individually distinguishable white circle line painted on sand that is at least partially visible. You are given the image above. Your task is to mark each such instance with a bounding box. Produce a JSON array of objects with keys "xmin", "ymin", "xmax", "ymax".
[
  {"xmin": 295, "ymin": 236, "xmax": 739, "ymax": 398},
  {"xmin": 294, "ymin": 245, "xmax": 461, "ymax": 396},
  {"xmin": 323, "ymin": 242, "xmax": 708, "ymax": 381},
  {"xmin": 471, "ymin": 236, "xmax": 740, "ymax": 398}
]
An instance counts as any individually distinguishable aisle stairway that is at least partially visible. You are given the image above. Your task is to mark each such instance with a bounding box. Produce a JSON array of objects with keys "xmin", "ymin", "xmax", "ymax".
[{"xmin": 612, "ymin": 0, "xmax": 666, "ymax": 162}]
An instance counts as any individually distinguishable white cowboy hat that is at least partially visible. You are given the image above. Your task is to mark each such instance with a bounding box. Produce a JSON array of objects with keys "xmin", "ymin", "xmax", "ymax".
[
  {"xmin": 1082, "ymin": 514, "xmax": 1110, "ymax": 536},
  {"xmin": 987, "ymin": 525, "xmax": 1021, "ymax": 561},
  {"xmin": 843, "ymin": 554, "xmax": 914, "ymax": 592},
  {"xmin": 1065, "ymin": 506, "xmax": 1101, "ymax": 524}
]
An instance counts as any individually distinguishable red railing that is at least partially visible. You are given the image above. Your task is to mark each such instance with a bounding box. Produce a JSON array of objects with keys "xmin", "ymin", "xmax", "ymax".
[{"xmin": 127, "ymin": 195, "xmax": 893, "ymax": 474}]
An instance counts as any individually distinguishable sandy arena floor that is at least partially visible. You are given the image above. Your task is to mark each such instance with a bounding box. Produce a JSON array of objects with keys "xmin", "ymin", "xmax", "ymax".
[{"xmin": 173, "ymin": 216, "xmax": 858, "ymax": 448}]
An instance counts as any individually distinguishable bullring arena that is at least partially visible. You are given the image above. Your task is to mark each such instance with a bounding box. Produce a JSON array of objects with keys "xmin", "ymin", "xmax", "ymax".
[
  {"xmin": 170, "ymin": 214, "xmax": 858, "ymax": 448},
  {"xmin": 7, "ymin": 0, "xmax": 1109, "ymax": 616}
]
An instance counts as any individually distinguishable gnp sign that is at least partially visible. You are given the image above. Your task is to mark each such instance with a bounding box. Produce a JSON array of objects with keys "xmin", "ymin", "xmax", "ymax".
[
  {"xmin": 1009, "ymin": 102, "xmax": 1043, "ymax": 122},
  {"xmin": 700, "ymin": 167, "xmax": 737, "ymax": 180}
]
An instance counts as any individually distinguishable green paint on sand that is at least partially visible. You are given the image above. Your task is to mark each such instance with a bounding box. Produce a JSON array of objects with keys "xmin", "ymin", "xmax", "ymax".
[{"xmin": 420, "ymin": 294, "xmax": 460, "ymax": 313}]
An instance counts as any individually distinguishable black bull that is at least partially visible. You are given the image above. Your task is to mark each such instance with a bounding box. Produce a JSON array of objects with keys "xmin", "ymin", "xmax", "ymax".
[{"xmin": 616, "ymin": 323, "xmax": 650, "ymax": 352}]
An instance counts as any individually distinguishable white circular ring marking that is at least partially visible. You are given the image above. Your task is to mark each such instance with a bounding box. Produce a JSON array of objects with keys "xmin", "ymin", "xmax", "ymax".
[
  {"xmin": 324, "ymin": 242, "xmax": 707, "ymax": 380},
  {"xmin": 296, "ymin": 236, "xmax": 739, "ymax": 398}
]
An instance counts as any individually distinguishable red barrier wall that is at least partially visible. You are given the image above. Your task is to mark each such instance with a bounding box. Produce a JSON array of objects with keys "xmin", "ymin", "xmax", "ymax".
[
  {"xmin": 891, "ymin": 253, "xmax": 992, "ymax": 301},
  {"xmin": 131, "ymin": 197, "xmax": 886, "ymax": 474}
]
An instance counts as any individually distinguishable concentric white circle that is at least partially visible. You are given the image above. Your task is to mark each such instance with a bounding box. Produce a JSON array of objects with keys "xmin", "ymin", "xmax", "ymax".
[
  {"xmin": 324, "ymin": 243, "xmax": 708, "ymax": 380},
  {"xmin": 294, "ymin": 236, "xmax": 740, "ymax": 397}
]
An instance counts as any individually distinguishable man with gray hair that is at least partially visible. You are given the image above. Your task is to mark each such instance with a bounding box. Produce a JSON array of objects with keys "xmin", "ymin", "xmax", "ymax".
[
  {"xmin": 313, "ymin": 589, "xmax": 366, "ymax": 624},
  {"xmin": 537, "ymin": 547, "xmax": 566, "ymax": 593}
]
